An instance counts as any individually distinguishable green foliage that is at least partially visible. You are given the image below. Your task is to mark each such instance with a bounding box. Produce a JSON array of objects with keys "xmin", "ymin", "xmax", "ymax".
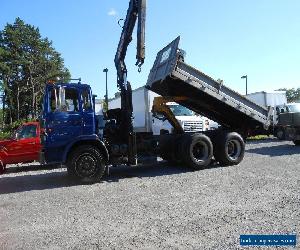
[
  {"xmin": 0, "ymin": 17, "xmax": 70, "ymax": 125},
  {"xmin": 2, "ymin": 119, "xmax": 29, "ymax": 133},
  {"xmin": 0, "ymin": 131, "xmax": 10, "ymax": 140},
  {"xmin": 247, "ymin": 135, "xmax": 269, "ymax": 140},
  {"xmin": 102, "ymin": 100, "xmax": 108, "ymax": 112},
  {"xmin": 0, "ymin": 109, "xmax": 3, "ymax": 125},
  {"xmin": 277, "ymin": 88, "xmax": 300, "ymax": 103},
  {"xmin": 0, "ymin": 118, "xmax": 36, "ymax": 140}
]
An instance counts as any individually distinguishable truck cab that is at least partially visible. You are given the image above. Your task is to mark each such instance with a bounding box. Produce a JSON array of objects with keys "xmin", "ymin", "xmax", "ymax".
[
  {"xmin": 274, "ymin": 103, "xmax": 300, "ymax": 144},
  {"xmin": 40, "ymin": 83, "xmax": 107, "ymax": 165},
  {"xmin": 152, "ymin": 102, "xmax": 208, "ymax": 134}
]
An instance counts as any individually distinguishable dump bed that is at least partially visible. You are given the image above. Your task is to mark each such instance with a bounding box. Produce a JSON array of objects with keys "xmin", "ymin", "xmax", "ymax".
[{"xmin": 146, "ymin": 37, "xmax": 272, "ymax": 133}]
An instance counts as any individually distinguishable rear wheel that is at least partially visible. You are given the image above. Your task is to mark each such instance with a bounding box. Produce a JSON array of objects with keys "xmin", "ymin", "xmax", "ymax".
[
  {"xmin": 214, "ymin": 132, "xmax": 245, "ymax": 166},
  {"xmin": 293, "ymin": 140, "xmax": 300, "ymax": 146},
  {"xmin": 180, "ymin": 133, "xmax": 213, "ymax": 170},
  {"xmin": 67, "ymin": 145, "xmax": 105, "ymax": 183}
]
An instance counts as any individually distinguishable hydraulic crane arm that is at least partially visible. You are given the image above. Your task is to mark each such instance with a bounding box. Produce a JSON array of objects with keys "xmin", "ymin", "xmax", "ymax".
[
  {"xmin": 114, "ymin": 0, "xmax": 146, "ymax": 89},
  {"xmin": 152, "ymin": 96, "xmax": 188, "ymax": 134},
  {"xmin": 108, "ymin": 0, "xmax": 146, "ymax": 165}
]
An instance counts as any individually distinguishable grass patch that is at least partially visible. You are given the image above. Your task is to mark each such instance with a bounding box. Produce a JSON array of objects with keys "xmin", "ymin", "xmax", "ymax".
[
  {"xmin": 0, "ymin": 131, "xmax": 11, "ymax": 140},
  {"xmin": 247, "ymin": 135, "xmax": 270, "ymax": 140}
]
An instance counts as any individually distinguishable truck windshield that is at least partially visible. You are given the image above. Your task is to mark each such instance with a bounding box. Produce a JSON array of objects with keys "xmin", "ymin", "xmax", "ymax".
[
  {"xmin": 169, "ymin": 105, "xmax": 194, "ymax": 116},
  {"xmin": 287, "ymin": 104, "xmax": 300, "ymax": 113},
  {"xmin": 49, "ymin": 87, "xmax": 79, "ymax": 112}
]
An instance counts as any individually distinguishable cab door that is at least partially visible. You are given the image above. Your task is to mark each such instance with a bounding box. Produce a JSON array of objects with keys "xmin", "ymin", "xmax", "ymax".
[{"xmin": 45, "ymin": 86, "xmax": 83, "ymax": 162}]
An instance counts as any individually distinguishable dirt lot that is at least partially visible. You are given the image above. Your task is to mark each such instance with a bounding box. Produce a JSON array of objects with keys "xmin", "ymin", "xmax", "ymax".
[{"xmin": 0, "ymin": 139, "xmax": 299, "ymax": 249}]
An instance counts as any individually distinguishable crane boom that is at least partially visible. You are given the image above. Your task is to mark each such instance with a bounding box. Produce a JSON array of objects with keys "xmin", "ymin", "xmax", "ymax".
[
  {"xmin": 110, "ymin": 0, "xmax": 146, "ymax": 165},
  {"xmin": 114, "ymin": 0, "xmax": 146, "ymax": 89}
]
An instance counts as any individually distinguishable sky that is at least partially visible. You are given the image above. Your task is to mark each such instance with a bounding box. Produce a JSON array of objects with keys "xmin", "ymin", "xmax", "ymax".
[{"xmin": 1, "ymin": 0, "xmax": 300, "ymax": 99}]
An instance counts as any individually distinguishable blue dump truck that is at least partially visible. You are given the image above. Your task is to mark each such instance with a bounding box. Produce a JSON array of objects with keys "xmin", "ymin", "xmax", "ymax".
[
  {"xmin": 39, "ymin": 0, "xmax": 275, "ymax": 183},
  {"xmin": 39, "ymin": 37, "xmax": 274, "ymax": 183}
]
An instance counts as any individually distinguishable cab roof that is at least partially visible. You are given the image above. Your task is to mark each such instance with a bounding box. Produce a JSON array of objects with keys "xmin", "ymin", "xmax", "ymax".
[{"xmin": 46, "ymin": 82, "xmax": 91, "ymax": 89}]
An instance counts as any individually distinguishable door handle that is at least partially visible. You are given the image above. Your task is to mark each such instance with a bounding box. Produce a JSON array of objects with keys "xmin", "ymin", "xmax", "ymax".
[{"xmin": 28, "ymin": 142, "xmax": 36, "ymax": 145}]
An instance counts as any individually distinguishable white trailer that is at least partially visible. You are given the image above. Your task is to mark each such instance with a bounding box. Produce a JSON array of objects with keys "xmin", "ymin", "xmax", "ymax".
[
  {"xmin": 246, "ymin": 91, "xmax": 287, "ymax": 107},
  {"xmin": 95, "ymin": 99, "xmax": 104, "ymax": 115},
  {"xmin": 108, "ymin": 86, "xmax": 208, "ymax": 135},
  {"xmin": 246, "ymin": 91, "xmax": 287, "ymax": 125}
]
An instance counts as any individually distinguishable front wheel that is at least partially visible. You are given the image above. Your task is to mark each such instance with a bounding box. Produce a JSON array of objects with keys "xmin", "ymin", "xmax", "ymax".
[{"xmin": 67, "ymin": 145, "xmax": 106, "ymax": 183}]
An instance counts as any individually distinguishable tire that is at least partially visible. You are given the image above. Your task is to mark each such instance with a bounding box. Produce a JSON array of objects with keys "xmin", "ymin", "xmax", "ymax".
[
  {"xmin": 293, "ymin": 140, "xmax": 300, "ymax": 146},
  {"xmin": 180, "ymin": 133, "xmax": 213, "ymax": 170},
  {"xmin": 276, "ymin": 128, "xmax": 285, "ymax": 140},
  {"xmin": 67, "ymin": 145, "xmax": 106, "ymax": 183},
  {"xmin": 214, "ymin": 132, "xmax": 245, "ymax": 166}
]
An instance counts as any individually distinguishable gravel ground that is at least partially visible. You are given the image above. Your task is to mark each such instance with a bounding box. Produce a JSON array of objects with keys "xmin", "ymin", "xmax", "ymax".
[{"xmin": 0, "ymin": 139, "xmax": 299, "ymax": 249}]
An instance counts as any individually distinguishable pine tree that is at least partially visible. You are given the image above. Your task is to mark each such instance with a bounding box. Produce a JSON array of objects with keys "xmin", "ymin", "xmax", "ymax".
[{"xmin": 0, "ymin": 17, "xmax": 70, "ymax": 124}]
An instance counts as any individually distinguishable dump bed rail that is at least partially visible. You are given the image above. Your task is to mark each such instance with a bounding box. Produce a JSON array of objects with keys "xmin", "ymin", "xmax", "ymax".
[{"xmin": 146, "ymin": 37, "xmax": 272, "ymax": 133}]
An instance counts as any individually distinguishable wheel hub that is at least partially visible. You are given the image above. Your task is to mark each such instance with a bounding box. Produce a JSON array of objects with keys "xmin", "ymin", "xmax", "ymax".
[
  {"xmin": 227, "ymin": 139, "xmax": 241, "ymax": 161},
  {"xmin": 192, "ymin": 142, "xmax": 209, "ymax": 162},
  {"xmin": 75, "ymin": 154, "xmax": 97, "ymax": 177}
]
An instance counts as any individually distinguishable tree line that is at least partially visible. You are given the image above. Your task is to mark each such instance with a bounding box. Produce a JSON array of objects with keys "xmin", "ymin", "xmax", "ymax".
[
  {"xmin": 277, "ymin": 88, "xmax": 300, "ymax": 103},
  {"xmin": 0, "ymin": 18, "xmax": 70, "ymax": 126}
]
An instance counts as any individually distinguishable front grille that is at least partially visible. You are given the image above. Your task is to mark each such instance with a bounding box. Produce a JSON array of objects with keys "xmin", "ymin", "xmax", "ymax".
[{"xmin": 183, "ymin": 121, "xmax": 203, "ymax": 132}]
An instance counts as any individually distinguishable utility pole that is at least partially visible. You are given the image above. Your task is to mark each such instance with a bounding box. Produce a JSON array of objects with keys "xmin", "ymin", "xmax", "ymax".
[
  {"xmin": 241, "ymin": 75, "xmax": 248, "ymax": 95},
  {"xmin": 103, "ymin": 68, "xmax": 109, "ymax": 110}
]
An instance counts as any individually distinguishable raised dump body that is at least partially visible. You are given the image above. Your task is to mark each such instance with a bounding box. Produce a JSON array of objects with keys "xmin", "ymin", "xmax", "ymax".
[{"xmin": 146, "ymin": 37, "xmax": 272, "ymax": 135}]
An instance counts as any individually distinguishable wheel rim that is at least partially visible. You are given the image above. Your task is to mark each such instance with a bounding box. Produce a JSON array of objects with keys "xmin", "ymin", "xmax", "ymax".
[
  {"xmin": 191, "ymin": 141, "xmax": 209, "ymax": 163},
  {"xmin": 226, "ymin": 139, "xmax": 241, "ymax": 161},
  {"xmin": 75, "ymin": 153, "xmax": 97, "ymax": 178}
]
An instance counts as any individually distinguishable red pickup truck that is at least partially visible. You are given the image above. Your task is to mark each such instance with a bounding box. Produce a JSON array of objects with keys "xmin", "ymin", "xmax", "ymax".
[{"xmin": 0, "ymin": 122, "xmax": 41, "ymax": 174}]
